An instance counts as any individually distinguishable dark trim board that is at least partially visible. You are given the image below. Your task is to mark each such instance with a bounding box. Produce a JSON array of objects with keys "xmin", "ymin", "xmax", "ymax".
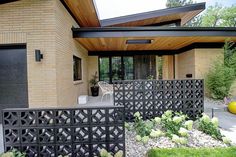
[
  {"xmin": 73, "ymin": 27, "xmax": 236, "ymax": 38},
  {"xmin": 100, "ymin": 3, "xmax": 205, "ymax": 26},
  {"xmin": 0, "ymin": 44, "xmax": 26, "ymax": 49},
  {"xmin": 0, "ymin": 0, "xmax": 18, "ymax": 4},
  {"xmin": 88, "ymin": 42, "xmax": 225, "ymax": 56},
  {"xmin": 145, "ymin": 19, "xmax": 181, "ymax": 27}
]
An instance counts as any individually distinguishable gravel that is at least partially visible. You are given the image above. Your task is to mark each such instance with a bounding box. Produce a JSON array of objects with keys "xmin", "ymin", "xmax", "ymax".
[{"xmin": 125, "ymin": 126, "xmax": 227, "ymax": 157}]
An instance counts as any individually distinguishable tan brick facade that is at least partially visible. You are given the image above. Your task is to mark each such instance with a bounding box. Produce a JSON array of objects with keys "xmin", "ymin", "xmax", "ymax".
[
  {"xmin": 0, "ymin": 0, "xmax": 88, "ymax": 108},
  {"xmin": 174, "ymin": 49, "xmax": 223, "ymax": 79}
]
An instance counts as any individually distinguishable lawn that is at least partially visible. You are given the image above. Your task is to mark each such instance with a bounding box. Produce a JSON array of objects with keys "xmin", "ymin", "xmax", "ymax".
[{"xmin": 147, "ymin": 147, "xmax": 236, "ymax": 157}]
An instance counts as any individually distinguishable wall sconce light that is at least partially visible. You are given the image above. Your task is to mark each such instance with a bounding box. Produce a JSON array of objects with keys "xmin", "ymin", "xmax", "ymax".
[{"xmin": 35, "ymin": 50, "xmax": 43, "ymax": 62}]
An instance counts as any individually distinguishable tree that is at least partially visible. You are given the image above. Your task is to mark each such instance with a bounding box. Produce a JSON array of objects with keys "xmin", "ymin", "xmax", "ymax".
[
  {"xmin": 166, "ymin": 0, "xmax": 193, "ymax": 8},
  {"xmin": 201, "ymin": 3, "xmax": 223, "ymax": 27},
  {"xmin": 186, "ymin": 4, "xmax": 236, "ymax": 27},
  {"xmin": 221, "ymin": 5, "xmax": 236, "ymax": 27}
]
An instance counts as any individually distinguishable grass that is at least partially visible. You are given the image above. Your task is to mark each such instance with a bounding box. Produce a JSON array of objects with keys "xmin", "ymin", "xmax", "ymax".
[{"xmin": 147, "ymin": 147, "xmax": 236, "ymax": 157}]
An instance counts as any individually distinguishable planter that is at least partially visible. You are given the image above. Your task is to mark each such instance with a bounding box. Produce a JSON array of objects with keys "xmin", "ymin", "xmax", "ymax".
[{"xmin": 91, "ymin": 86, "xmax": 99, "ymax": 97}]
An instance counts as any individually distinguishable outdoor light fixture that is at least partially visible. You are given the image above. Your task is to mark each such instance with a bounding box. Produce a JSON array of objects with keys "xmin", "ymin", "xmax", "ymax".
[
  {"xmin": 35, "ymin": 49, "xmax": 43, "ymax": 62},
  {"xmin": 126, "ymin": 39, "xmax": 153, "ymax": 44}
]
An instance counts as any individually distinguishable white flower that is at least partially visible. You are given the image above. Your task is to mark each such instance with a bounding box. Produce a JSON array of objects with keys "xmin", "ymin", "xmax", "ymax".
[
  {"xmin": 135, "ymin": 135, "xmax": 142, "ymax": 141},
  {"xmin": 222, "ymin": 137, "xmax": 231, "ymax": 144},
  {"xmin": 211, "ymin": 117, "xmax": 219, "ymax": 127},
  {"xmin": 100, "ymin": 149, "xmax": 108, "ymax": 157},
  {"xmin": 173, "ymin": 116, "xmax": 182, "ymax": 124},
  {"xmin": 201, "ymin": 113, "xmax": 210, "ymax": 123},
  {"xmin": 184, "ymin": 120, "xmax": 193, "ymax": 130},
  {"xmin": 134, "ymin": 112, "xmax": 141, "ymax": 118},
  {"xmin": 150, "ymin": 129, "xmax": 163, "ymax": 138},
  {"xmin": 172, "ymin": 134, "xmax": 180, "ymax": 143},
  {"xmin": 142, "ymin": 136, "xmax": 149, "ymax": 144},
  {"xmin": 178, "ymin": 127, "xmax": 188, "ymax": 137},
  {"xmin": 154, "ymin": 117, "xmax": 161, "ymax": 124},
  {"xmin": 179, "ymin": 137, "xmax": 187, "ymax": 145},
  {"xmin": 165, "ymin": 110, "xmax": 172, "ymax": 116}
]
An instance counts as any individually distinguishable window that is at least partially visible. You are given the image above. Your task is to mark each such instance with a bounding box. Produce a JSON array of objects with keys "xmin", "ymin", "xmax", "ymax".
[
  {"xmin": 99, "ymin": 56, "xmax": 134, "ymax": 83},
  {"xmin": 73, "ymin": 56, "xmax": 82, "ymax": 81}
]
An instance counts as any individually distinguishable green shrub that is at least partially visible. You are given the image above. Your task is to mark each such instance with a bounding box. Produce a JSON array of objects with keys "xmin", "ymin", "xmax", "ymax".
[
  {"xmin": 206, "ymin": 41, "xmax": 236, "ymax": 100},
  {"xmin": 197, "ymin": 114, "xmax": 222, "ymax": 140},
  {"xmin": 100, "ymin": 149, "xmax": 123, "ymax": 157},
  {"xmin": 206, "ymin": 62, "xmax": 235, "ymax": 99},
  {"xmin": 0, "ymin": 149, "xmax": 26, "ymax": 157},
  {"xmin": 133, "ymin": 112, "xmax": 154, "ymax": 138}
]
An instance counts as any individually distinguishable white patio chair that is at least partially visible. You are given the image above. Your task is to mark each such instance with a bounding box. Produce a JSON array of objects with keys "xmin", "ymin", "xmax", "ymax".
[{"xmin": 98, "ymin": 81, "xmax": 113, "ymax": 102}]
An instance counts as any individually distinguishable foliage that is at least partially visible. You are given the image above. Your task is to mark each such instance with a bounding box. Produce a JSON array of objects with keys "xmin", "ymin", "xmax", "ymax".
[
  {"xmin": 197, "ymin": 114, "xmax": 223, "ymax": 140},
  {"xmin": 157, "ymin": 57, "xmax": 163, "ymax": 79},
  {"xmin": 146, "ymin": 75, "xmax": 154, "ymax": 80},
  {"xmin": 186, "ymin": 4, "xmax": 236, "ymax": 27},
  {"xmin": 166, "ymin": 0, "xmax": 193, "ymax": 8},
  {"xmin": 133, "ymin": 112, "xmax": 154, "ymax": 138},
  {"xmin": 206, "ymin": 41, "xmax": 236, "ymax": 99},
  {"xmin": 147, "ymin": 147, "xmax": 236, "ymax": 157},
  {"xmin": 160, "ymin": 110, "xmax": 188, "ymax": 137},
  {"xmin": 206, "ymin": 62, "xmax": 235, "ymax": 99},
  {"xmin": 0, "ymin": 149, "xmax": 26, "ymax": 157},
  {"xmin": 201, "ymin": 3, "xmax": 223, "ymax": 27},
  {"xmin": 89, "ymin": 71, "xmax": 98, "ymax": 87},
  {"xmin": 100, "ymin": 149, "xmax": 123, "ymax": 157}
]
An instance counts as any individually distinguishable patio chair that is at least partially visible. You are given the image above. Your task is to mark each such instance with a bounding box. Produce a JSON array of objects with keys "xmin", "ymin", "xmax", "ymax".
[{"xmin": 98, "ymin": 81, "xmax": 113, "ymax": 102}]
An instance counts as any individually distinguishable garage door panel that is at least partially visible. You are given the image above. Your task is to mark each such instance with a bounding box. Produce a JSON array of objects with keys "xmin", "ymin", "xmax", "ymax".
[
  {"xmin": 0, "ymin": 49, "xmax": 27, "ymax": 84},
  {"xmin": 0, "ymin": 46, "xmax": 28, "ymax": 123},
  {"xmin": 0, "ymin": 84, "xmax": 28, "ymax": 104}
]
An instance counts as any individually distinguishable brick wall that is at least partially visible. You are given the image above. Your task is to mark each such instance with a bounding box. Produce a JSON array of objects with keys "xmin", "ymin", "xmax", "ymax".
[
  {"xmin": 0, "ymin": 0, "xmax": 89, "ymax": 107},
  {"xmin": 175, "ymin": 49, "xmax": 195, "ymax": 79},
  {"xmin": 55, "ymin": 0, "xmax": 88, "ymax": 107}
]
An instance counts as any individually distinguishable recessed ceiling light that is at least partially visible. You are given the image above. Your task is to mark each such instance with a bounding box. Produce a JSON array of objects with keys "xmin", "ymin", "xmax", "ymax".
[{"xmin": 126, "ymin": 39, "xmax": 153, "ymax": 44}]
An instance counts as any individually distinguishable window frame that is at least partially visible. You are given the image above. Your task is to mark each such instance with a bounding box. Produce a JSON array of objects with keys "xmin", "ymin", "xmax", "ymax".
[
  {"xmin": 98, "ymin": 56, "xmax": 134, "ymax": 83},
  {"xmin": 73, "ymin": 55, "xmax": 82, "ymax": 81}
]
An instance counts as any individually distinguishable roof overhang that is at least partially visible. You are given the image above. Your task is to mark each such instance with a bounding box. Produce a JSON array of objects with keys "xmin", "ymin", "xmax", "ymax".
[
  {"xmin": 72, "ymin": 27, "xmax": 236, "ymax": 51},
  {"xmin": 100, "ymin": 3, "xmax": 206, "ymax": 27},
  {"xmin": 60, "ymin": 1, "xmax": 205, "ymax": 27},
  {"xmin": 61, "ymin": 0, "xmax": 101, "ymax": 27}
]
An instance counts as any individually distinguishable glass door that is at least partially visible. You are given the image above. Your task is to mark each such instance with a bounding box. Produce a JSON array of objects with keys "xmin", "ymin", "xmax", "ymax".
[
  {"xmin": 111, "ymin": 56, "xmax": 122, "ymax": 81},
  {"xmin": 124, "ymin": 56, "xmax": 134, "ymax": 80},
  {"xmin": 99, "ymin": 56, "xmax": 134, "ymax": 83}
]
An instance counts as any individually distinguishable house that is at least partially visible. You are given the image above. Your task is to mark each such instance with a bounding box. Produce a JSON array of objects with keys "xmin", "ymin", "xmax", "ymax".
[{"xmin": 0, "ymin": 0, "xmax": 235, "ymax": 114}]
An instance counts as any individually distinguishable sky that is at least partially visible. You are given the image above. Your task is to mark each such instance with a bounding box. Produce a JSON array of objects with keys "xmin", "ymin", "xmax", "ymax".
[{"xmin": 94, "ymin": 0, "xmax": 236, "ymax": 20}]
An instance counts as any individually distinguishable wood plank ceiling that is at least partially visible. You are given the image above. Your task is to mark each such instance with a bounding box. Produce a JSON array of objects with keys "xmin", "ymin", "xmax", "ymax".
[
  {"xmin": 63, "ymin": 0, "xmax": 100, "ymax": 27},
  {"xmin": 76, "ymin": 37, "xmax": 236, "ymax": 51}
]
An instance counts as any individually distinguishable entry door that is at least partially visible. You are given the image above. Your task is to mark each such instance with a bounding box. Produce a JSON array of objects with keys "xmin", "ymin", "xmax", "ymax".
[{"xmin": 0, "ymin": 45, "xmax": 28, "ymax": 123}]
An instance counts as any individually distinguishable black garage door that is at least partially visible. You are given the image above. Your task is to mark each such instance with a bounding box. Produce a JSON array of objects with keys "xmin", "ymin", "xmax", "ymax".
[{"xmin": 0, "ymin": 45, "xmax": 28, "ymax": 123}]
